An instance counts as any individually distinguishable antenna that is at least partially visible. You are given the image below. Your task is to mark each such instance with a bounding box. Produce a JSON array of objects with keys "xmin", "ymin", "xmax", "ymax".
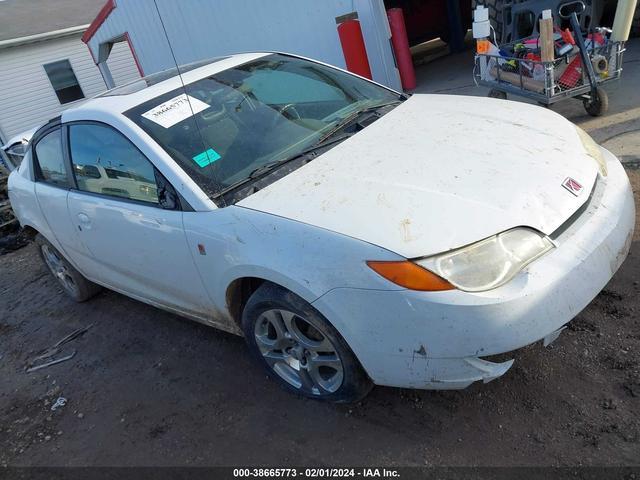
[{"xmin": 151, "ymin": 0, "xmax": 226, "ymax": 206}]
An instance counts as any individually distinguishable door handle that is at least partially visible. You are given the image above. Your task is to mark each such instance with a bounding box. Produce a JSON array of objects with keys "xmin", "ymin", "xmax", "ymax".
[{"xmin": 77, "ymin": 212, "xmax": 92, "ymax": 231}]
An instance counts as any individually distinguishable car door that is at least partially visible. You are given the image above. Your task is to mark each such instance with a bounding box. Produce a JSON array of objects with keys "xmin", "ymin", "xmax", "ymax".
[
  {"xmin": 31, "ymin": 125, "xmax": 92, "ymax": 263},
  {"xmin": 65, "ymin": 122, "xmax": 213, "ymax": 319}
]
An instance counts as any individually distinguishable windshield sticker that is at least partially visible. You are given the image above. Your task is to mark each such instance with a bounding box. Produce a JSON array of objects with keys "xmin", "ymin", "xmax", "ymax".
[
  {"xmin": 141, "ymin": 93, "xmax": 209, "ymax": 128},
  {"xmin": 192, "ymin": 148, "xmax": 221, "ymax": 168}
]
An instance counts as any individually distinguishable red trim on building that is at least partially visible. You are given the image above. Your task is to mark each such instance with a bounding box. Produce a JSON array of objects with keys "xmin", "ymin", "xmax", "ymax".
[
  {"xmin": 82, "ymin": 0, "xmax": 116, "ymax": 43},
  {"xmin": 124, "ymin": 32, "xmax": 145, "ymax": 77}
]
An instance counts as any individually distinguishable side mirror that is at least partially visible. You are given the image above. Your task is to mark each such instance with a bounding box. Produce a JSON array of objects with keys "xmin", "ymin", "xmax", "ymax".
[
  {"xmin": 158, "ymin": 186, "xmax": 178, "ymax": 210},
  {"xmin": 154, "ymin": 168, "xmax": 179, "ymax": 210}
]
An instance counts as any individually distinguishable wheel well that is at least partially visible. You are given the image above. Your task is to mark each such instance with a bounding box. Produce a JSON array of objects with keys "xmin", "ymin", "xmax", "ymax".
[
  {"xmin": 226, "ymin": 277, "xmax": 266, "ymax": 329},
  {"xmin": 20, "ymin": 225, "xmax": 39, "ymax": 239}
]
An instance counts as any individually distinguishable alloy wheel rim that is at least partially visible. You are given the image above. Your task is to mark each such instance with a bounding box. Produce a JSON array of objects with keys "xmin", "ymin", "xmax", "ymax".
[
  {"xmin": 42, "ymin": 245, "xmax": 78, "ymax": 296},
  {"xmin": 254, "ymin": 308, "xmax": 344, "ymax": 395}
]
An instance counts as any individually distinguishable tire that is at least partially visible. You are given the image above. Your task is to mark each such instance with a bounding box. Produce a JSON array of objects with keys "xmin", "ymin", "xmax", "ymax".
[
  {"xmin": 488, "ymin": 88, "xmax": 507, "ymax": 100},
  {"xmin": 472, "ymin": 0, "xmax": 504, "ymax": 43},
  {"xmin": 583, "ymin": 87, "xmax": 609, "ymax": 117},
  {"xmin": 36, "ymin": 234, "xmax": 101, "ymax": 302},
  {"xmin": 241, "ymin": 282, "xmax": 372, "ymax": 403}
]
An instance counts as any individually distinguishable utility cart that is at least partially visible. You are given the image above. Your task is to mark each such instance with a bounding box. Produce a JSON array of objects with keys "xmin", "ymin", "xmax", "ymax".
[{"xmin": 474, "ymin": 2, "xmax": 626, "ymax": 116}]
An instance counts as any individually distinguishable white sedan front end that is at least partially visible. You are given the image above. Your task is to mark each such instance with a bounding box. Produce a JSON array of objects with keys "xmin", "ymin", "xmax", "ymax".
[{"xmin": 313, "ymin": 147, "xmax": 634, "ymax": 389}]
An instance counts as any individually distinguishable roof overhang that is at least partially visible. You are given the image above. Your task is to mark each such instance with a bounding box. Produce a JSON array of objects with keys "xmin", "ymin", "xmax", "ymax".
[
  {"xmin": 82, "ymin": 0, "xmax": 116, "ymax": 44},
  {"xmin": 0, "ymin": 24, "xmax": 89, "ymax": 50}
]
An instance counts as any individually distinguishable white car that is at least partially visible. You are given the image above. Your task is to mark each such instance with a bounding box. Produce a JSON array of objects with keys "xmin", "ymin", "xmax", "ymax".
[
  {"xmin": 2, "ymin": 128, "xmax": 37, "ymax": 171},
  {"xmin": 8, "ymin": 53, "xmax": 635, "ymax": 402}
]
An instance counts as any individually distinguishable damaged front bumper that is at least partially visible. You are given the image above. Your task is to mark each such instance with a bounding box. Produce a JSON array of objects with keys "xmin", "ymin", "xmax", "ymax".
[
  {"xmin": 418, "ymin": 357, "xmax": 515, "ymax": 390},
  {"xmin": 312, "ymin": 148, "xmax": 635, "ymax": 390},
  {"xmin": 432, "ymin": 325, "xmax": 566, "ymax": 390}
]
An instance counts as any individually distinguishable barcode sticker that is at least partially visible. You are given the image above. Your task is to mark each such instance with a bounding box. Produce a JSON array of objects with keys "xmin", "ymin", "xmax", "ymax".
[{"xmin": 142, "ymin": 93, "xmax": 209, "ymax": 128}]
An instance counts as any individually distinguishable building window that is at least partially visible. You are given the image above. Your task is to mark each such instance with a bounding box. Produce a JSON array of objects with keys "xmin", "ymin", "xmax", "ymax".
[{"xmin": 43, "ymin": 60, "xmax": 85, "ymax": 104}]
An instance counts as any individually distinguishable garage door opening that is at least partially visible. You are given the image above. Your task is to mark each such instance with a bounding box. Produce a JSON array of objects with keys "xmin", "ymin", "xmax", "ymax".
[{"xmin": 383, "ymin": 0, "xmax": 472, "ymax": 68}]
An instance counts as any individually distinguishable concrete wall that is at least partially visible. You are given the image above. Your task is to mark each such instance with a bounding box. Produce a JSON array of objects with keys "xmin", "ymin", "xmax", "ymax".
[{"xmin": 85, "ymin": 0, "xmax": 402, "ymax": 91}]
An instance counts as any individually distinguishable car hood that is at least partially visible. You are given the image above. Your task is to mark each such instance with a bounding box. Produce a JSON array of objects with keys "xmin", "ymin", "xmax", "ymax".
[{"xmin": 238, "ymin": 94, "xmax": 598, "ymax": 258}]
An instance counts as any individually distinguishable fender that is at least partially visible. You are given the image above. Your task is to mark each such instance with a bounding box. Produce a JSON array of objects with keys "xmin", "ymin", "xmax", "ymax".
[{"xmin": 182, "ymin": 206, "xmax": 404, "ymax": 326}]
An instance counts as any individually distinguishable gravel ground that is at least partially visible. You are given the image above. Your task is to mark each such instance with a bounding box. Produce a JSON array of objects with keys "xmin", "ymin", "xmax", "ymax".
[{"xmin": 1, "ymin": 44, "xmax": 640, "ymax": 469}]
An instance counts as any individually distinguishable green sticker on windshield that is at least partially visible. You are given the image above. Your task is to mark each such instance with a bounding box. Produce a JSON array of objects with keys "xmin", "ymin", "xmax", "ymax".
[{"xmin": 192, "ymin": 148, "xmax": 221, "ymax": 168}]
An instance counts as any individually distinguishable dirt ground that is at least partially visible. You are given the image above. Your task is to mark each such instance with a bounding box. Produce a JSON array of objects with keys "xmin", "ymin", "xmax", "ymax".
[
  {"xmin": 2, "ymin": 47, "xmax": 640, "ymax": 469},
  {"xmin": 1, "ymin": 178, "xmax": 640, "ymax": 469}
]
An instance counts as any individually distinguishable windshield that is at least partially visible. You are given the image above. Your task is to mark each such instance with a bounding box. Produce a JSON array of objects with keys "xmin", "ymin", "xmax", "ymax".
[{"xmin": 125, "ymin": 54, "xmax": 399, "ymax": 199}]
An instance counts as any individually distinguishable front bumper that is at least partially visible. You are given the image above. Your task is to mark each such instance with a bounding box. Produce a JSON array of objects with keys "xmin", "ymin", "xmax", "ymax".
[{"xmin": 312, "ymin": 149, "xmax": 635, "ymax": 389}]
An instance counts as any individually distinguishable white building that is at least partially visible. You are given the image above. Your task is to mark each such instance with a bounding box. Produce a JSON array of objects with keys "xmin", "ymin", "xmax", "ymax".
[
  {"xmin": 82, "ymin": 0, "xmax": 404, "ymax": 92},
  {"xmin": 0, "ymin": 0, "xmax": 142, "ymax": 145}
]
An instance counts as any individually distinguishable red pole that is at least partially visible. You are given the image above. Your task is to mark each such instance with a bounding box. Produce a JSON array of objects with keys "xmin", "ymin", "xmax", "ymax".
[
  {"xmin": 337, "ymin": 19, "xmax": 372, "ymax": 79},
  {"xmin": 387, "ymin": 8, "xmax": 416, "ymax": 90}
]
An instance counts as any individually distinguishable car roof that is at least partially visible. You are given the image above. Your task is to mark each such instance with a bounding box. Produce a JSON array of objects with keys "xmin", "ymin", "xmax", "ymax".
[{"xmin": 61, "ymin": 52, "xmax": 271, "ymax": 119}]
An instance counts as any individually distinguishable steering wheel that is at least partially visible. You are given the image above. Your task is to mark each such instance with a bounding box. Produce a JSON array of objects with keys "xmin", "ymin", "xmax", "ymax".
[{"xmin": 201, "ymin": 102, "xmax": 227, "ymax": 123}]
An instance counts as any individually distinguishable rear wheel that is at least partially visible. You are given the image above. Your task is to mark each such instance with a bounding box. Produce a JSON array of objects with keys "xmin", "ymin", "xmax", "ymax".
[
  {"xmin": 36, "ymin": 235, "xmax": 101, "ymax": 302},
  {"xmin": 488, "ymin": 88, "xmax": 507, "ymax": 100},
  {"xmin": 242, "ymin": 283, "xmax": 372, "ymax": 403}
]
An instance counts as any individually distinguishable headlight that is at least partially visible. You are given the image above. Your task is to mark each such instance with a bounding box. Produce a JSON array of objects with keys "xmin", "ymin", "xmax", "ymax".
[
  {"xmin": 576, "ymin": 126, "xmax": 607, "ymax": 176},
  {"xmin": 415, "ymin": 228, "xmax": 554, "ymax": 292}
]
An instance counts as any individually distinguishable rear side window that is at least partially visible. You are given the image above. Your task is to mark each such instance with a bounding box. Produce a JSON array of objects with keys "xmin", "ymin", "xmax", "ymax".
[
  {"xmin": 34, "ymin": 129, "xmax": 68, "ymax": 187},
  {"xmin": 69, "ymin": 124, "xmax": 159, "ymax": 204}
]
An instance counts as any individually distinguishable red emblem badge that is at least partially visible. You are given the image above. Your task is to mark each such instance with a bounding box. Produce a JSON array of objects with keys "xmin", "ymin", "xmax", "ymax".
[{"xmin": 562, "ymin": 177, "xmax": 583, "ymax": 196}]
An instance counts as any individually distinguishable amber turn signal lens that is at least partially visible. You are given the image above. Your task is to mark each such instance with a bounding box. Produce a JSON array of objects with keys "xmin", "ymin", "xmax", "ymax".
[{"xmin": 366, "ymin": 261, "xmax": 455, "ymax": 291}]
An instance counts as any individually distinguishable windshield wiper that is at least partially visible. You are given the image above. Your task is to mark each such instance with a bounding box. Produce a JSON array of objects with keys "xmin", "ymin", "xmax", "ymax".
[
  {"xmin": 213, "ymin": 100, "xmax": 403, "ymax": 199},
  {"xmin": 212, "ymin": 158, "xmax": 306, "ymax": 198},
  {"xmin": 316, "ymin": 100, "xmax": 402, "ymax": 144},
  {"xmin": 213, "ymin": 138, "xmax": 344, "ymax": 199},
  {"xmin": 247, "ymin": 160, "xmax": 284, "ymax": 179}
]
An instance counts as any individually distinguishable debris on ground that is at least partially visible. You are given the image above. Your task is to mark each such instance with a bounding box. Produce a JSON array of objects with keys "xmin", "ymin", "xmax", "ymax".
[
  {"xmin": 26, "ymin": 351, "xmax": 76, "ymax": 373},
  {"xmin": 0, "ymin": 164, "xmax": 30, "ymax": 256},
  {"xmin": 50, "ymin": 397, "xmax": 67, "ymax": 412},
  {"xmin": 0, "ymin": 165, "xmax": 16, "ymax": 230},
  {"xmin": 0, "ymin": 228, "xmax": 31, "ymax": 255},
  {"xmin": 25, "ymin": 325, "xmax": 92, "ymax": 373}
]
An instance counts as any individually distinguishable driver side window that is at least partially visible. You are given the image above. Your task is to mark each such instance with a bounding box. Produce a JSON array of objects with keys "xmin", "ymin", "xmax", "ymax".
[{"xmin": 69, "ymin": 124, "xmax": 161, "ymax": 205}]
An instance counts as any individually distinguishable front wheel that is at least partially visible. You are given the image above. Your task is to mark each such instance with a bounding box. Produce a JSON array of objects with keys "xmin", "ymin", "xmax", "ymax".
[{"xmin": 242, "ymin": 283, "xmax": 372, "ymax": 403}]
